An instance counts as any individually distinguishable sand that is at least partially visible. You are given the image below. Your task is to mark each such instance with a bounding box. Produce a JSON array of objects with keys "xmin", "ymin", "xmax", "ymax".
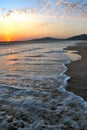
[{"xmin": 65, "ymin": 41, "xmax": 87, "ymax": 101}]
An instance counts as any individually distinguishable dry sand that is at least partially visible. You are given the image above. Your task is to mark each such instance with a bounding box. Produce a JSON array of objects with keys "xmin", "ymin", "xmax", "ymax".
[{"xmin": 65, "ymin": 41, "xmax": 87, "ymax": 101}]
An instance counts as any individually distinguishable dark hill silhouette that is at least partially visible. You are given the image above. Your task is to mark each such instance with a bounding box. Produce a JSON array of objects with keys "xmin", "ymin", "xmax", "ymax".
[
  {"xmin": 29, "ymin": 37, "xmax": 64, "ymax": 43},
  {"xmin": 67, "ymin": 34, "xmax": 87, "ymax": 40},
  {"xmin": 0, "ymin": 34, "xmax": 87, "ymax": 44},
  {"xmin": 29, "ymin": 34, "xmax": 87, "ymax": 43}
]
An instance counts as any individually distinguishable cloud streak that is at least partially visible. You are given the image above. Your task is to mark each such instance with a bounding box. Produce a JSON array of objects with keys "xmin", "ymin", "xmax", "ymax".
[
  {"xmin": 0, "ymin": 0, "xmax": 87, "ymax": 19},
  {"xmin": 1, "ymin": 8, "xmax": 38, "ymax": 18},
  {"xmin": 34, "ymin": 0, "xmax": 87, "ymax": 19}
]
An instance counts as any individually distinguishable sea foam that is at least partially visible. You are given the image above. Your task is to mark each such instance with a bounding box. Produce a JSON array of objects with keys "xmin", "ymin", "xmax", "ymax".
[{"xmin": 0, "ymin": 41, "xmax": 87, "ymax": 130}]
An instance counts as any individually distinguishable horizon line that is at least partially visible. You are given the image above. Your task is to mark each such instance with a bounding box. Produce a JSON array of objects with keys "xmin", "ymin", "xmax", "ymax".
[{"xmin": 0, "ymin": 33, "xmax": 87, "ymax": 43}]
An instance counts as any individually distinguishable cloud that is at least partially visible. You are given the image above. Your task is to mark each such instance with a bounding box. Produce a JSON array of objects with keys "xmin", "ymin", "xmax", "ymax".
[
  {"xmin": 0, "ymin": 0, "xmax": 87, "ymax": 19},
  {"xmin": 34, "ymin": 0, "xmax": 87, "ymax": 19},
  {"xmin": 1, "ymin": 7, "xmax": 38, "ymax": 18},
  {"xmin": 29, "ymin": 8, "xmax": 36, "ymax": 14},
  {"xmin": 35, "ymin": 22, "xmax": 50, "ymax": 28},
  {"xmin": 2, "ymin": 8, "xmax": 29, "ymax": 18},
  {"xmin": 34, "ymin": 0, "xmax": 52, "ymax": 14},
  {"xmin": 2, "ymin": 8, "xmax": 7, "ymax": 11},
  {"xmin": 4, "ymin": 10, "xmax": 14, "ymax": 17}
]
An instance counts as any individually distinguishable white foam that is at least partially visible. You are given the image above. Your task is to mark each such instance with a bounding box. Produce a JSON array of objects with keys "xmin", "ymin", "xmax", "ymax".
[{"xmin": 0, "ymin": 41, "xmax": 87, "ymax": 130}]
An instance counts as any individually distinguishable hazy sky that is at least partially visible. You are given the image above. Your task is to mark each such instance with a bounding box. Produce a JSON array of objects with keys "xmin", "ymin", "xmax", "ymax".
[{"xmin": 0, "ymin": 0, "xmax": 87, "ymax": 41}]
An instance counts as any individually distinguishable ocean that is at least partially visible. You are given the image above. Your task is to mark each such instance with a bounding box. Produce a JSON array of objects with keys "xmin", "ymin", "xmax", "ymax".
[{"xmin": 0, "ymin": 41, "xmax": 87, "ymax": 130}]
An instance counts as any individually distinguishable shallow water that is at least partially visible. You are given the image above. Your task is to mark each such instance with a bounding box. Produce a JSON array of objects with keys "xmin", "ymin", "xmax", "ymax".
[{"xmin": 0, "ymin": 41, "xmax": 87, "ymax": 130}]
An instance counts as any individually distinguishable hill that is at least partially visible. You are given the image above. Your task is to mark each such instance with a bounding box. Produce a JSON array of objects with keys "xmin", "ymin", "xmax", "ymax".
[
  {"xmin": 0, "ymin": 34, "xmax": 87, "ymax": 44},
  {"xmin": 29, "ymin": 37, "xmax": 64, "ymax": 43},
  {"xmin": 67, "ymin": 34, "xmax": 87, "ymax": 40},
  {"xmin": 29, "ymin": 34, "xmax": 87, "ymax": 43}
]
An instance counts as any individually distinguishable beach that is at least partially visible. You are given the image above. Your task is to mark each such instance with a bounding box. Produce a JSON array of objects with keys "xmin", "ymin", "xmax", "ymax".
[
  {"xmin": 0, "ymin": 41, "xmax": 87, "ymax": 129},
  {"xmin": 66, "ymin": 41, "xmax": 87, "ymax": 101}
]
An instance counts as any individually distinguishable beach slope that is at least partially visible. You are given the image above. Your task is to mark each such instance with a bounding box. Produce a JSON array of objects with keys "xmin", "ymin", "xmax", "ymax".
[{"xmin": 66, "ymin": 41, "xmax": 87, "ymax": 101}]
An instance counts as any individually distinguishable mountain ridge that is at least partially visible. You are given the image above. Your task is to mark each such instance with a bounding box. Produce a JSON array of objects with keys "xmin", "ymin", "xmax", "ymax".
[
  {"xmin": 66, "ymin": 34, "xmax": 87, "ymax": 40},
  {"xmin": 29, "ymin": 34, "xmax": 87, "ymax": 42},
  {"xmin": 0, "ymin": 34, "xmax": 87, "ymax": 43}
]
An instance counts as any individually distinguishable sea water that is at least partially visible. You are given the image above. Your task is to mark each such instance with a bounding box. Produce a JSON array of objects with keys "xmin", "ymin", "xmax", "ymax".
[{"xmin": 0, "ymin": 41, "xmax": 87, "ymax": 130}]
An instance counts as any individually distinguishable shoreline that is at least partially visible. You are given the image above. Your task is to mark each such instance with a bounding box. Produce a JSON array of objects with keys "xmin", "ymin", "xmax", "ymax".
[{"xmin": 65, "ymin": 41, "xmax": 87, "ymax": 101}]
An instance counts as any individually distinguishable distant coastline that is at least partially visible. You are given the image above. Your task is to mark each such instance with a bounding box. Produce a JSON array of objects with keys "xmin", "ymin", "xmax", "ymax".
[{"xmin": 0, "ymin": 34, "xmax": 87, "ymax": 44}]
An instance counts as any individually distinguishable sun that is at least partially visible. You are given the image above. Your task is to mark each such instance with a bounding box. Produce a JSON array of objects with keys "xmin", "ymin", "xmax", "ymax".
[{"xmin": 7, "ymin": 38, "xmax": 10, "ymax": 42}]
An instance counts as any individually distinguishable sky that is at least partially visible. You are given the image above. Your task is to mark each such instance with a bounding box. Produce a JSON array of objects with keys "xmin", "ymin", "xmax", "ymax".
[{"xmin": 0, "ymin": 0, "xmax": 87, "ymax": 41}]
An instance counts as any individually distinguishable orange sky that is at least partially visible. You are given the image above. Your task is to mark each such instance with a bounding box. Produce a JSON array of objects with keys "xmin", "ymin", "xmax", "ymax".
[{"xmin": 0, "ymin": 0, "xmax": 87, "ymax": 41}]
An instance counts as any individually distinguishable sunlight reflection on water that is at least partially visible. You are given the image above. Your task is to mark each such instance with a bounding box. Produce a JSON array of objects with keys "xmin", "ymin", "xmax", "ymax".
[{"xmin": 0, "ymin": 41, "xmax": 87, "ymax": 130}]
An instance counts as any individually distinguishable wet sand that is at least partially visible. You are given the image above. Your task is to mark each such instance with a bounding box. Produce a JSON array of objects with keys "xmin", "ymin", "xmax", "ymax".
[{"xmin": 65, "ymin": 41, "xmax": 87, "ymax": 101}]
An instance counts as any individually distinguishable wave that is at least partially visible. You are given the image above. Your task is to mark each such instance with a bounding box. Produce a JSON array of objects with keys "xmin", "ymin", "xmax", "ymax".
[{"xmin": 0, "ymin": 41, "xmax": 87, "ymax": 130}]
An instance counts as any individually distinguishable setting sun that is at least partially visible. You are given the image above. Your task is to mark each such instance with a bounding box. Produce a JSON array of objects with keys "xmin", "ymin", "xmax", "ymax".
[
  {"xmin": 0, "ymin": 0, "xmax": 87, "ymax": 129},
  {"xmin": 0, "ymin": 0, "xmax": 87, "ymax": 42},
  {"xmin": 7, "ymin": 38, "xmax": 10, "ymax": 42}
]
